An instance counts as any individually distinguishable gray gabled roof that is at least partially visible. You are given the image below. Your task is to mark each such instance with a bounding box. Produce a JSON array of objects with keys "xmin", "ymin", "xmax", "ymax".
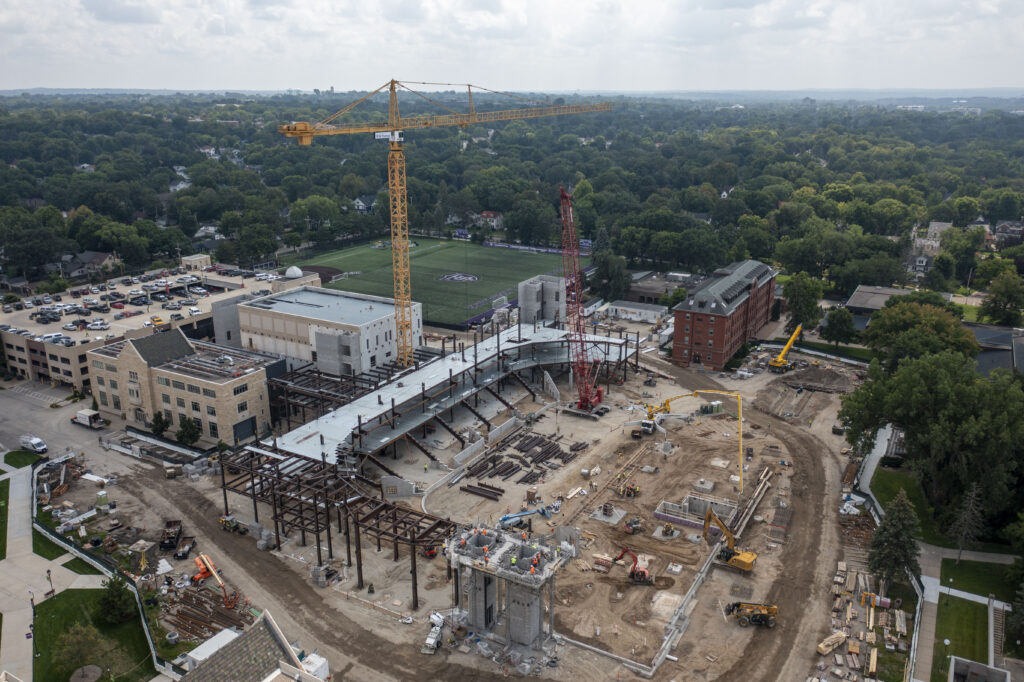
[
  {"xmin": 673, "ymin": 260, "xmax": 774, "ymax": 316},
  {"xmin": 181, "ymin": 612, "xmax": 299, "ymax": 682},
  {"xmin": 128, "ymin": 328, "xmax": 194, "ymax": 366}
]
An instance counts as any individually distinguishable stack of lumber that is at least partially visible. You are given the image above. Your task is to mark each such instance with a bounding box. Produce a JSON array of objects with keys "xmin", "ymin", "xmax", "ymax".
[{"xmin": 817, "ymin": 631, "xmax": 847, "ymax": 655}]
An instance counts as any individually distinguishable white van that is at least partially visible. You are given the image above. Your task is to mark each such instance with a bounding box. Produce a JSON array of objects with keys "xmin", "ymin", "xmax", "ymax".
[
  {"xmin": 20, "ymin": 434, "xmax": 47, "ymax": 453},
  {"xmin": 188, "ymin": 307, "xmax": 201, "ymax": 317}
]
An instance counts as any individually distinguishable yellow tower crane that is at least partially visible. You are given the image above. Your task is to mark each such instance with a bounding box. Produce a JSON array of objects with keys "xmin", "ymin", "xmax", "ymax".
[{"xmin": 279, "ymin": 80, "xmax": 612, "ymax": 366}]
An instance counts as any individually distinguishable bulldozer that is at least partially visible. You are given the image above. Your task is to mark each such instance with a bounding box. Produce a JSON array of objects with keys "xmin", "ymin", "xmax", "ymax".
[
  {"xmin": 702, "ymin": 508, "xmax": 757, "ymax": 572},
  {"xmin": 219, "ymin": 515, "xmax": 248, "ymax": 535},
  {"xmin": 725, "ymin": 602, "xmax": 778, "ymax": 628},
  {"xmin": 614, "ymin": 548, "xmax": 654, "ymax": 585}
]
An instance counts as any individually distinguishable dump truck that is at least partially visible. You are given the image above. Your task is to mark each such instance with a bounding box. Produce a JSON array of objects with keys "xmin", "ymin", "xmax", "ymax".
[
  {"xmin": 173, "ymin": 536, "xmax": 196, "ymax": 560},
  {"xmin": 70, "ymin": 408, "xmax": 104, "ymax": 429},
  {"xmin": 159, "ymin": 520, "xmax": 183, "ymax": 550}
]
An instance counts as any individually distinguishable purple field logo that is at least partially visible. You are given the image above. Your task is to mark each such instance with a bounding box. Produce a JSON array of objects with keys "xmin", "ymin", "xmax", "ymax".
[{"xmin": 440, "ymin": 272, "xmax": 479, "ymax": 283}]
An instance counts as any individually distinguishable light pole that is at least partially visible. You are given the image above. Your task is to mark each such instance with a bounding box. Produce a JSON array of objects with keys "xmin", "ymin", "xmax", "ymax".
[{"xmin": 943, "ymin": 638, "xmax": 951, "ymax": 673}]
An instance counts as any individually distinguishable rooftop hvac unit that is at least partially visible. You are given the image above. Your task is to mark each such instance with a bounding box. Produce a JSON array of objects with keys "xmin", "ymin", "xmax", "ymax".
[{"xmin": 217, "ymin": 355, "xmax": 235, "ymax": 366}]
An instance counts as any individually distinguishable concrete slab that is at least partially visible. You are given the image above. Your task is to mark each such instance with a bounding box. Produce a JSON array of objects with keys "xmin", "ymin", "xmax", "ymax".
[{"xmin": 588, "ymin": 506, "xmax": 627, "ymax": 526}]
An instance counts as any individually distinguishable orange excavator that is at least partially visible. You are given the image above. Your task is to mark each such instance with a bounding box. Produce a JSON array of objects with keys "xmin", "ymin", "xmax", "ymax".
[
  {"xmin": 614, "ymin": 548, "xmax": 654, "ymax": 585},
  {"xmin": 192, "ymin": 553, "xmax": 239, "ymax": 609}
]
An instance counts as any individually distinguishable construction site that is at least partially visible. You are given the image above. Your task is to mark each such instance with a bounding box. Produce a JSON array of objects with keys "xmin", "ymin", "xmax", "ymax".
[{"xmin": 16, "ymin": 84, "xmax": 903, "ymax": 682}]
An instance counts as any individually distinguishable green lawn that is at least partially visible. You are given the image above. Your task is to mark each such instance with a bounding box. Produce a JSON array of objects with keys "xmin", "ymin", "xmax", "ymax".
[
  {"xmin": 871, "ymin": 467, "xmax": 1015, "ymax": 553},
  {"xmin": 4, "ymin": 449, "xmax": 42, "ymax": 469},
  {"xmin": 871, "ymin": 467, "xmax": 946, "ymax": 546},
  {"xmin": 0, "ymin": 478, "xmax": 9, "ymax": 560},
  {"xmin": 772, "ymin": 336, "xmax": 874, "ymax": 362},
  {"xmin": 296, "ymin": 238, "xmax": 565, "ymax": 325},
  {"xmin": 930, "ymin": 596, "xmax": 988, "ymax": 682},
  {"xmin": 940, "ymin": 559, "xmax": 1018, "ymax": 603},
  {"xmin": 34, "ymin": 589, "xmax": 154, "ymax": 682},
  {"xmin": 33, "ymin": 529, "xmax": 67, "ymax": 560},
  {"xmin": 957, "ymin": 304, "xmax": 981, "ymax": 323},
  {"xmin": 62, "ymin": 556, "xmax": 103, "ymax": 575}
]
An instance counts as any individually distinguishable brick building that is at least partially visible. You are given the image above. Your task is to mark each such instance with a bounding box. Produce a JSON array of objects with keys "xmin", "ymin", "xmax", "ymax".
[{"xmin": 671, "ymin": 260, "xmax": 776, "ymax": 370}]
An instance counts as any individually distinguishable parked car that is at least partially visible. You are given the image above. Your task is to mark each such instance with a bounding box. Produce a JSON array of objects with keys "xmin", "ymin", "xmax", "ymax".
[
  {"xmin": 2, "ymin": 305, "xmax": 11, "ymax": 313},
  {"xmin": 53, "ymin": 294, "xmax": 62, "ymax": 301},
  {"xmin": 111, "ymin": 302, "xmax": 124, "ymax": 309},
  {"xmin": 170, "ymin": 313, "xmax": 184, "ymax": 321},
  {"xmin": 123, "ymin": 309, "xmax": 142, "ymax": 318}
]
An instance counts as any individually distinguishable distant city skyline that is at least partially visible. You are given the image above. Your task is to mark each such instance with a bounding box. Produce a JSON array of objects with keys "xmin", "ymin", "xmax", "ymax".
[{"xmin": 1, "ymin": 0, "xmax": 1022, "ymax": 92}]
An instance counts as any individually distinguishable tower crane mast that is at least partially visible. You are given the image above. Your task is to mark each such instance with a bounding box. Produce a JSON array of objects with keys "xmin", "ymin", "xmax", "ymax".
[
  {"xmin": 279, "ymin": 80, "xmax": 612, "ymax": 367},
  {"xmin": 560, "ymin": 188, "xmax": 603, "ymax": 411}
]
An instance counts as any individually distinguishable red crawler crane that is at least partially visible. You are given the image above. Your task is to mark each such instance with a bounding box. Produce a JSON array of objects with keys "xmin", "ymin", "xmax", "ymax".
[{"xmin": 560, "ymin": 187, "xmax": 604, "ymax": 411}]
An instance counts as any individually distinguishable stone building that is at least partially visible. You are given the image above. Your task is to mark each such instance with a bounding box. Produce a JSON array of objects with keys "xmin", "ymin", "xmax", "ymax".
[{"xmin": 87, "ymin": 328, "xmax": 285, "ymax": 446}]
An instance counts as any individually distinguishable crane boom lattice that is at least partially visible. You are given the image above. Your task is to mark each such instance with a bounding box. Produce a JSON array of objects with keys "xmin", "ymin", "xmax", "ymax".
[
  {"xmin": 279, "ymin": 80, "xmax": 611, "ymax": 367},
  {"xmin": 560, "ymin": 187, "xmax": 603, "ymax": 411}
]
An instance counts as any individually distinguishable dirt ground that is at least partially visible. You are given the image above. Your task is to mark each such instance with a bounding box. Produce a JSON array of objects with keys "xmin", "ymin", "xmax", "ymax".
[{"xmin": 47, "ymin": 345, "xmax": 856, "ymax": 681}]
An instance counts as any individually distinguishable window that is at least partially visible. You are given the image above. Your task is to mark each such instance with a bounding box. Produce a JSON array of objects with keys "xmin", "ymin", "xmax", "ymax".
[
  {"xmin": 685, "ymin": 313, "xmax": 690, "ymax": 320},
  {"xmin": 50, "ymin": 365, "xmax": 61, "ymax": 373},
  {"xmin": 109, "ymin": 379, "xmax": 118, "ymax": 390},
  {"xmin": 78, "ymin": 354, "xmax": 86, "ymax": 363},
  {"xmin": 48, "ymin": 354, "xmax": 58, "ymax": 361},
  {"xmin": 96, "ymin": 376, "xmax": 105, "ymax": 386},
  {"xmin": 178, "ymin": 413, "xmax": 187, "ymax": 426},
  {"xmin": 5, "ymin": 343, "xmax": 13, "ymax": 350},
  {"xmin": 128, "ymin": 387, "xmax": 141, "ymax": 400},
  {"xmin": 709, "ymin": 317, "xmax": 715, "ymax": 324},
  {"xmin": 370, "ymin": 355, "xmax": 376, "ymax": 367},
  {"xmin": 233, "ymin": 383, "xmax": 248, "ymax": 396},
  {"xmin": 684, "ymin": 336, "xmax": 689, "ymax": 343},
  {"xmin": 193, "ymin": 417, "xmax": 202, "ymax": 430},
  {"xmin": 237, "ymin": 401, "xmax": 248, "ymax": 414},
  {"xmin": 92, "ymin": 360, "xmax": 104, "ymax": 369},
  {"xmin": 707, "ymin": 340, "xmax": 713, "ymax": 347},
  {"xmin": 162, "ymin": 394, "xmax": 170, "ymax": 404},
  {"xmin": 175, "ymin": 397, "xmax": 185, "ymax": 408},
  {"xmin": 226, "ymin": 330, "xmax": 231, "ymax": 341},
  {"xmin": 60, "ymin": 357, "xmax": 70, "ymax": 365},
  {"xmin": 128, "ymin": 370, "xmax": 138, "ymax": 382},
  {"xmin": 206, "ymin": 405, "xmax": 216, "ymax": 416},
  {"xmin": 112, "ymin": 395, "xmax": 121, "ymax": 410},
  {"xmin": 202, "ymin": 388, "xmax": 216, "ymax": 398},
  {"xmin": 163, "ymin": 409, "xmax": 173, "ymax": 423},
  {"xmin": 105, "ymin": 363, "xmax": 116, "ymax": 372},
  {"xmin": 685, "ymin": 326, "xmax": 690, "ymax": 332},
  {"xmin": 187, "ymin": 384, "xmax": 200, "ymax": 394},
  {"xmin": 191, "ymin": 401, "xmax": 200, "ymax": 412},
  {"xmin": 172, "ymin": 380, "xmax": 185, "ymax": 390},
  {"xmin": 708, "ymin": 329, "xmax": 713, "ymax": 336},
  {"xmin": 208, "ymin": 422, "xmax": 218, "ymax": 438},
  {"xmin": 157, "ymin": 377, "xmax": 169, "ymax": 386},
  {"xmin": 99, "ymin": 391, "xmax": 108, "ymax": 406}
]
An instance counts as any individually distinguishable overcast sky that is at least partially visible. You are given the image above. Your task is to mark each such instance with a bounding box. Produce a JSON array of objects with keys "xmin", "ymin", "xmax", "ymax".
[{"xmin": 1, "ymin": 0, "xmax": 1022, "ymax": 92}]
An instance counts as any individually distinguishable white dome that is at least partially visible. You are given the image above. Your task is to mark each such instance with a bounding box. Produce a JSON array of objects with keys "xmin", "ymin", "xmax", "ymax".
[{"xmin": 285, "ymin": 266, "xmax": 303, "ymax": 279}]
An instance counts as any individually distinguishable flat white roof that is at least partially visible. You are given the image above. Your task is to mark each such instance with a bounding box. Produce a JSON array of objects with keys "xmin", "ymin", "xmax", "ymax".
[
  {"xmin": 242, "ymin": 287, "xmax": 395, "ymax": 326},
  {"xmin": 272, "ymin": 324, "xmax": 632, "ymax": 461},
  {"xmin": 186, "ymin": 628, "xmax": 239, "ymax": 663}
]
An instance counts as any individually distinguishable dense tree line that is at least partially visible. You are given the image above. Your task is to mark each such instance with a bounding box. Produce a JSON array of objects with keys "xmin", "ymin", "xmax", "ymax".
[{"xmin": 2, "ymin": 92, "xmax": 1024, "ymax": 281}]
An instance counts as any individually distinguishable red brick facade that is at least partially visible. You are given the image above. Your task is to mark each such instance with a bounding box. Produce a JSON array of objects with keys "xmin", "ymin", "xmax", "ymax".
[{"xmin": 671, "ymin": 261, "xmax": 775, "ymax": 370}]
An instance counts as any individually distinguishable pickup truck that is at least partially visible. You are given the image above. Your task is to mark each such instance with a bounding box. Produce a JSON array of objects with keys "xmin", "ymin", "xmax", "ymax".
[
  {"xmin": 159, "ymin": 520, "xmax": 183, "ymax": 550},
  {"xmin": 173, "ymin": 536, "xmax": 196, "ymax": 560}
]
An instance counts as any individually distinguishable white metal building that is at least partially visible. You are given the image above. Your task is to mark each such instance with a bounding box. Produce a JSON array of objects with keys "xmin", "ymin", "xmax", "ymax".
[{"xmin": 237, "ymin": 286, "xmax": 423, "ymax": 374}]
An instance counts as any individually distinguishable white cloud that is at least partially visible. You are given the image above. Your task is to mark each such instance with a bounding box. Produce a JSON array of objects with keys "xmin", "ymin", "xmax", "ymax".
[
  {"xmin": 0, "ymin": 0, "xmax": 1020, "ymax": 90},
  {"xmin": 81, "ymin": 0, "xmax": 162, "ymax": 24}
]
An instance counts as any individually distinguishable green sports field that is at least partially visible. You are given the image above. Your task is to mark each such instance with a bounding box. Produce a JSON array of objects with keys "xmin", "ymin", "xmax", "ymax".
[{"xmin": 295, "ymin": 239, "xmax": 564, "ymax": 325}]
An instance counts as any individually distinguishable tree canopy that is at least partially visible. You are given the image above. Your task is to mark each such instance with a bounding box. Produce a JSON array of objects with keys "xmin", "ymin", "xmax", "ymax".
[{"xmin": 863, "ymin": 302, "xmax": 979, "ymax": 372}]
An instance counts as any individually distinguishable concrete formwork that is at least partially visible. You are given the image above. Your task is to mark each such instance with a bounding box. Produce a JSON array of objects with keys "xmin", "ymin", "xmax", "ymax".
[{"xmin": 653, "ymin": 494, "xmax": 738, "ymax": 530}]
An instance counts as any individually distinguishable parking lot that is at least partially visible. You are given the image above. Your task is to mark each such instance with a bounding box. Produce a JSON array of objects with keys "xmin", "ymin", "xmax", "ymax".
[{"xmin": 0, "ymin": 266, "xmax": 276, "ymax": 349}]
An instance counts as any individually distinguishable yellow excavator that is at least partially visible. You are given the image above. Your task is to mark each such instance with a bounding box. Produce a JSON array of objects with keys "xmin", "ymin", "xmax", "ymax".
[
  {"xmin": 768, "ymin": 323, "xmax": 802, "ymax": 373},
  {"xmin": 702, "ymin": 508, "xmax": 757, "ymax": 572}
]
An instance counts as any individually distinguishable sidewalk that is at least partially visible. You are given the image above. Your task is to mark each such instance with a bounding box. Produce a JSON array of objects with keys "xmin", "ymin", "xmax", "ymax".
[
  {"xmin": 0, "ymin": 466, "xmax": 108, "ymax": 680},
  {"xmin": 912, "ymin": 540, "xmax": 1019, "ymax": 682}
]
